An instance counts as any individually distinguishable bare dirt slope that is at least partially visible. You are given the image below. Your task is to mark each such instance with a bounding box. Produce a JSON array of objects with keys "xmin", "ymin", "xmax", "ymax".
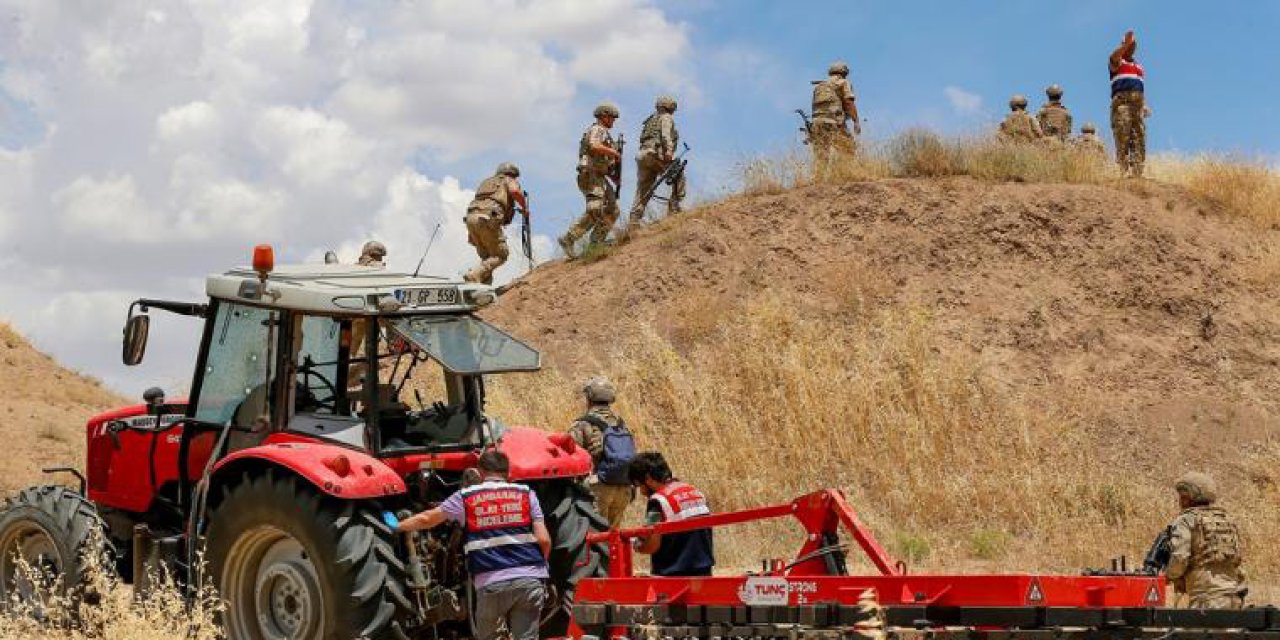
[
  {"xmin": 0, "ymin": 323, "xmax": 124, "ymax": 495},
  {"xmin": 488, "ymin": 177, "xmax": 1280, "ymax": 480}
]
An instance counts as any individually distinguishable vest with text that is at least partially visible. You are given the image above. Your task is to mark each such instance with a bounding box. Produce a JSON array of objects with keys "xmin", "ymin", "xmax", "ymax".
[{"xmin": 461, "ymin": 481, "xmax": 545, "ymax": 575}]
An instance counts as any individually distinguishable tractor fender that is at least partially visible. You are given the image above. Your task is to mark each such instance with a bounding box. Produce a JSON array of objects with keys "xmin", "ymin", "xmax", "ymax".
[{"xmin": 212, "ymin": 442, "xmax": 406, "ymax": 499}]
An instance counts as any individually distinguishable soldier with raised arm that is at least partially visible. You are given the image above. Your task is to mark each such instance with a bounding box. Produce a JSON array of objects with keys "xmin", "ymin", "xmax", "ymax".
[
  {"xmin": 559, "ymin": 102, "xmax": 622, "ymax": 259},
  {"xmin": 1109, "ymin": 29, "xmax": 1148, "ymax": 177}
]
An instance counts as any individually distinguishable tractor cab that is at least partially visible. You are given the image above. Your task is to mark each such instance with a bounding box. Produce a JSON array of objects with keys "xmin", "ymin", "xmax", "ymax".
[{"xmin": 122, "ymin": 250, "xmax": 538, "ymax": 460}]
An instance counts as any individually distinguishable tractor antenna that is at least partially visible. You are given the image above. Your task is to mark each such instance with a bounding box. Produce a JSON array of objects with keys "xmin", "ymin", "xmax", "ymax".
[{"xmin": 412, "ymin": 221, "xmax": 443, "ymax": 278}]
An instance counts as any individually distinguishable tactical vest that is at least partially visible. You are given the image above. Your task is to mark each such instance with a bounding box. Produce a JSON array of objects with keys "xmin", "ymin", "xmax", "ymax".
[
  {"xmin": 578, "ymin": 123, "xmax": 614, "ymax": 175},
  {"xmin": 1188, "ymin": 506, "xmax": 1241, "ymax": 567},
  {"xmin": 1039, "ymin": 104, "xmax": 1070, "ymax": 139},
  {"xmin": 1002, "ymin": 112, "xmax": 1038, "ymax": 140},
  {"xmin": 460, "ymin": 481, "xmax": 545, "ymax": 576},
  {"xmin": 654, "ymin": 481, "xmax": 711, "ymax": 521},
  {"xmin": 811, "ymin": 77, "xmax": 845, "ymax": 122},
  {"xmin": 639, "ymin": 111, "xmax": 677, "ymax": 154},
  {"xmin": 1110, "ymin": 59, "xmax": 1145, "ymax": 96},
  {"xmin": 468, "ymin": 175, "xmax": 513, "ymax": 222}
]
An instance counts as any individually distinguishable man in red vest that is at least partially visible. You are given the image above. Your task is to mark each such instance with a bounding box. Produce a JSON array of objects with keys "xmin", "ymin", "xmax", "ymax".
[
  {"xmin": 393, "ymin": 450, "xmax": 551, "ymax": 640},
  {"xmin": 1109, "ymin": 30, "xmax": 1148, "ymax": 177},
  {"xmin": 628, "ymin": 451, "xmax": 715, "ymax": 577}
]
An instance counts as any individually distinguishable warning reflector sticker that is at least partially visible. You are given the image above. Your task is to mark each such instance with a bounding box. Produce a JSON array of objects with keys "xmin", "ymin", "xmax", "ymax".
[
  {"xmin": 1145, "ymin": 583, "xmax": 1161, "ymax": 603},
  {"xmin": 1026, "ymin": 578, "xmax": 1045, "ymax": 603}
]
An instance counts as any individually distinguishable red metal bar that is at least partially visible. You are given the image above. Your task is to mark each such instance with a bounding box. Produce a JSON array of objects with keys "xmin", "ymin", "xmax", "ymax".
[{"xmin": 587, "ymin": 489, "xmax": 902, "ymax": 579}]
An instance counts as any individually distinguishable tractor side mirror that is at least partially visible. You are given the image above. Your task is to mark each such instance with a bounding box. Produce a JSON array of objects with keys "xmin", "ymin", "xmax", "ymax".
[{"xmin": 123, "ymin": 314, "xmax": 150, "ymax": 366}]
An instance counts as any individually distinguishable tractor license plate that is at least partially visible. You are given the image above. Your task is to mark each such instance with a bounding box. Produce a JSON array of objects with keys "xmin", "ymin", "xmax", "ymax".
[{"xmin": 394, "ymin": 287, "xmax": 460, "ymax": 307}]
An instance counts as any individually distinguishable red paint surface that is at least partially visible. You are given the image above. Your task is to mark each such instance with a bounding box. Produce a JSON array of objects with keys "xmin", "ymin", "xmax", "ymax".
[{"xmin": 220, "ymin": 435, "xmax": 407, "ymax": 498}]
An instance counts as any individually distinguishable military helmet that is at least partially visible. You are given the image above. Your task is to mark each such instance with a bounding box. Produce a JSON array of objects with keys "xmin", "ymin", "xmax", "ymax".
[
  {"xmin": 1046, "ymin": 84, "xmax": 1064, "ymax": 99},
  {"xmin": 655, "ymin": 95, "xmax": 677, "ymax": 112},
  {"xmin": 582, "ymin": 376, "xmax": 616, "ymax": 404},
  {"xmin": 496, "ymin": 162, "xmax": 520, "ymax": 178},
  {"xmin": 1081, "ymin": 122, "xmax": 1096, "ymax": 134},
  {"xmin": 1009, "ymin": 94, "xmax": 1028, "ymax": 109},
  {"xmin": 1175, "ymin": 472, "xmax": 1218, "ymax": 505},
  {"xmin": 828, "ymin": 61, "xmax": 849, "ymax": 77},
  {"xmin": 361, "ymin": 240, "xmax": 387, "ymax": 259},
  {"xmin": 593, "ymin": 102, "xmax": 620, "ymax": 118}
]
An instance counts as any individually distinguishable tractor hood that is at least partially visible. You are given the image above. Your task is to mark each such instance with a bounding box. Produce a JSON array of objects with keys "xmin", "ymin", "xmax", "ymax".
[{"xmin": 496, "ymin": 426, "xmax": 594, "ymax": 481}]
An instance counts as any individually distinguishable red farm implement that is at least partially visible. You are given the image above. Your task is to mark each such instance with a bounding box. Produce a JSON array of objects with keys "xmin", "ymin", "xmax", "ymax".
[{"xmin": 573, "ymin": 490, "xmax": 1278, "ymax": 640}]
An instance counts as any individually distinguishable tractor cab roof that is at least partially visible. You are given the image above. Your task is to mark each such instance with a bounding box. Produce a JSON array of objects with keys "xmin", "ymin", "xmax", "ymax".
[{"xmin": 206, "ymin": 264, "xmax": 497, "ymax": 316}]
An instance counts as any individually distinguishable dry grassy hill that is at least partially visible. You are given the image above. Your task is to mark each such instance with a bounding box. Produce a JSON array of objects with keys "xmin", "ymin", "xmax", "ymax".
[
  {"xmin": 480, "ymin": 171, "xmax": 1280, "ymax": 592},
  {"xmin": 0, "ymin": 324, "xmax": 123, "ymax": 495}
]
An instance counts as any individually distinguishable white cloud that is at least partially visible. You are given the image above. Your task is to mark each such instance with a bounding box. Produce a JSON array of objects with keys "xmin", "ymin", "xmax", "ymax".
[
  {"xmin": 944, "ymin": 85, "xmax": 983, "ymax": 115},
  {"xmin": 0, "ymin": 0, "xmax": 692, "ymax": 392}
]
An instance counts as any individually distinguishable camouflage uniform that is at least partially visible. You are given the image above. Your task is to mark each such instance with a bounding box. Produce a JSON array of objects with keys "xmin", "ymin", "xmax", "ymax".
[
  {"xmin": 1167, "ymin": 473, "xmax": 1247, "ymax": 609},
  {"xmin": 1074, "ymin": 124, "xmax": 1107, "ymax": 158},
  {"xmin": 464, "ymin": 169, "xmax": 520, "ymax": 285},
  {"xmin": 1037, "ymin": 103, "xmax": 1073, "ymax": 142},
  {"xmin": 998, "ymin": 95, "xmax": 1042, "ymax": 142},
  {"xmin": 810, "ymin": 69, "xmax": 857, "ymax": 170},
  {"xmin": 628, "ymin": 99, "xmax": 684, "ymax": 227},
  {"xmin": 1111, "ymin": 91, "xmax": 1146, "ymax": 176},
  {"xmin": 358, "ymin": 241, "xmax": 386, "ymax": 267},
  {"xmin": 562, "ymin": 117, "xmax": 622, "ymax": 252},
  {"xmin": 568, "ymin": 405, "xmax": 633, "ymax": 528}
]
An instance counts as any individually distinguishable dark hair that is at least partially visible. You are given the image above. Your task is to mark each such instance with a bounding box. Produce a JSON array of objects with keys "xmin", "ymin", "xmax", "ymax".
[
  {"xmin": 478, "ymin": 449, "xmax": 510, "ymax": 476},
  {"xmin": 628, "ymin": 451, "xmax": 673, "ymax": 486}
]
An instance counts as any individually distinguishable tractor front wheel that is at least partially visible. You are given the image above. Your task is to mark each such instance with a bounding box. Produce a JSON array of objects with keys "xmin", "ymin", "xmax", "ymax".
[
  {"xmin": 0, "ymin": 485, "xmax": 110, "ymax": 614},
  {"xmin": 206, "ymin": 472, "xmax": 411, "ymax": 640},
  {"xmin": 533, "ymin": 480, "xmax": 609, "ymax": 637}
]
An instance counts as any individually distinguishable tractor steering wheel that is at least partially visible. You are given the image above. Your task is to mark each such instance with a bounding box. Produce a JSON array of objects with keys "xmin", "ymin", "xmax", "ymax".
[{"xmin": 297, "ymin": 356, "xmax": 339, "ymax": 413}]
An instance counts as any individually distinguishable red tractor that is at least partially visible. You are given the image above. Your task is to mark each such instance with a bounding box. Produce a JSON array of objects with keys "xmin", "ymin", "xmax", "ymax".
[{"xmin": 0, "ymin": 247, "xmax": 607, "ymax": 639}]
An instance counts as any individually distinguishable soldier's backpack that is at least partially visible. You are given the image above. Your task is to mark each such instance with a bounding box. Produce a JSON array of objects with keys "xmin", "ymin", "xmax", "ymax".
[
  {"xmin": 582, "ymin": 415, "xmax": 636, "ymax": 486},
  {"xmin": 811, "ymin": 79, "xmax": 842, "ymax": 119}
]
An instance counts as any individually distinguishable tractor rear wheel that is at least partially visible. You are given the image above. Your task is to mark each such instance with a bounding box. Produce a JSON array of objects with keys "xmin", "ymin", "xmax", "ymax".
[
  {"xmin": 0, "ymin": 485, "xmax": 110, "ymax": 614},
  {"xmin": 533, "ymin": 480, "xmax": 609, "ymax": 637},
  {"xmin": 205, "ymin": 472, "xmax": 412, "ymax": 640}
]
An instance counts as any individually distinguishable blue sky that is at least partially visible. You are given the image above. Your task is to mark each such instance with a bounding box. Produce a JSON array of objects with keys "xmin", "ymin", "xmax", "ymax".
[
  {"xmin": 0, "ymin": 0, "xmax": 1276, "ymax": 393},
  {"xmin": 435, "ymin": 0, "xmax": 1280, "ymax": 241}
]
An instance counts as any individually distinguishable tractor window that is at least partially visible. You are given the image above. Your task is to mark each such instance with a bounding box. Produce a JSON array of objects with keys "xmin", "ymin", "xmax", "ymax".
[
  {"xmin": 193, "ymin": 303, "xmax": 278, "ymax": 428},
  {"xmin": 295, "ymin": 316, "xmax": 343, "ymax": 415},
  {"xmin": 389, "ymin": 316, "xmax": 540, "ymax": 374}
]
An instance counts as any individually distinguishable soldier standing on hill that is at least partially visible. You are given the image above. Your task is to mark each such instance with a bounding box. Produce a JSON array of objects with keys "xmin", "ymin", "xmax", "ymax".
[
  {"xmin": 999, "ymin": 95, "xmax": 1043, "ymax": 142},
  {"xmin": 1109, "ymin": 29, "xmax": 1148, "ymax": 177},
  {"xmin": 810, "ymin": 61, "xmax": 860, "ymax": 172},
  {"xmin": 1036, "ymin": 84, "xmax": 1073, "ymax": 142},
  {"xmin": 567, "ymin": 377, "xmax": 636, "ymax": 529},
  {"xmin": 626, "ymin": 95, "xmax": 684, "ymax": 234},
  {"xmin": 1166, "ymin": 472, "xmax": 1247, "ymax": 609},
  {"xmin": 1074, "ymin": 122, "xmax": 1107, "ymax": 157},
  {"xmin": 463, "ymin": 162, "xmax": 527, "ymax": 285},
  {"xmin": 559, "ymin": 102, "xmax": 623, "ymax": 259}
]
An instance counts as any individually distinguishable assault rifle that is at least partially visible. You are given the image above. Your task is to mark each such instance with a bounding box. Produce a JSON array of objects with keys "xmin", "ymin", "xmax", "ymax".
[
  {"xmin": 636, "ymin": 143, "xmax": 690, "ymax": 214},
  {"xmin": 1083, "ymin": 526, "xmax": 1171, "ymax": 577},
  {"xmin": 795, "ymin": 109, "xmax": 814, "ymax": 145},
  {"xmin": 608, "ymin": 133, "xmax": 626, "ymax": 198},
  {"xmin": 519, "ymin": 190, "xmax": 533, "ymax": 274}
]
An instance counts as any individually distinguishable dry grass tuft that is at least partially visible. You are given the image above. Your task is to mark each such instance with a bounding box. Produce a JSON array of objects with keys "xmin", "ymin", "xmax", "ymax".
[
  {"xmin": 0, "ymin": 541, "xmax": 222, "ymax": 639},
  {"xmin": 1149, "ymin": 154, "xmax": 1280, "ymax": 228},
  {"xmin": 485, "ymin": 293, "xmax": 1280, "ymax": 587}
]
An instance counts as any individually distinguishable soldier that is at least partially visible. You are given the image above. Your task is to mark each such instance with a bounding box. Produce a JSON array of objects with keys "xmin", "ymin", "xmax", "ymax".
[
  {"xmin": 998, "ymin": 95, "xmax": 1043, "ymax": 142},
  {"xmin": 1166, "ymin": 472, "xmax": 1247, "ymax": 609},
  {"xmin": 626, "ymin": 95, "xmax": 684, "ymax": 233},
  {"xmin": 1036, "ymin": 84, "xmax": 1073, "ymax": 142},
  {"xmin": 567, "ymin": 377, "xmax": 636, "ymax": 529},
  {"xmin": 559, "ymin": 102, "xmax": 622, "ymax": 258},
  {"xmin": 358, "ymin": 240, "xmax": 386, "ymax": 267},
  {"xmin": 463, "ymin": 162, "xmax": 528, "ymax": 284},
  {"xmin": 810, "ymin": 61, "xmax": 860, "ymax": 172},
  {"xmin": 1109, "ymin": 29, "xmax": 1147, "ymax": 177},
  {"xmin": 1074, "ymin": 122, "xmax": 1107, "ymax": 157}
]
